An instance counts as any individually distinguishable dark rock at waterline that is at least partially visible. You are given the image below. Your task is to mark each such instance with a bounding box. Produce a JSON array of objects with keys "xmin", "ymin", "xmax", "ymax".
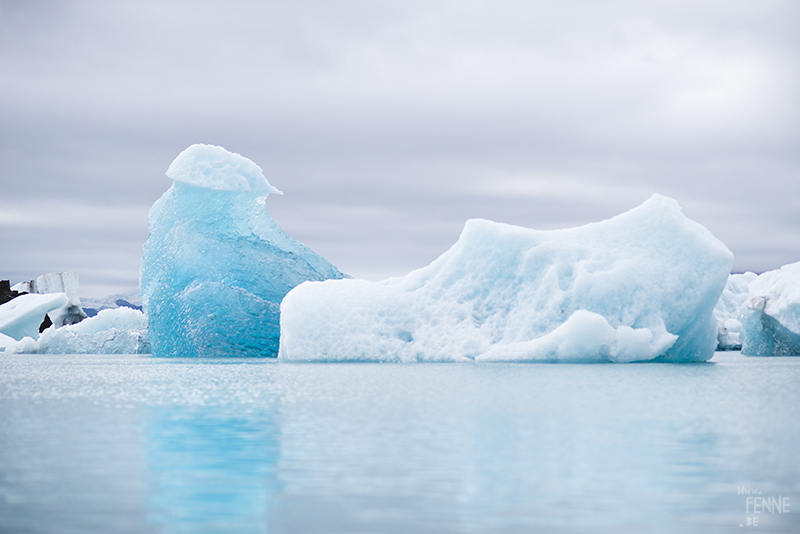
[{"xmin": 0, "ymin": 280, "xmax": 26, "ymax": 305}]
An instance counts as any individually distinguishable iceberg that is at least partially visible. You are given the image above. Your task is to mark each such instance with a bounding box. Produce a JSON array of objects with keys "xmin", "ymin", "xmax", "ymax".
[
  {"xmin": 141, "ymin": 144, "xmax": 346, "ymax": 357},
  {"xmin": 12, "ymin": 272, "xmax": 87, "ymax": 327},
  {"xmin": 741, "ymin": 261, "xmax": 800, "ymax": 356},
  {"xmin": 0, "ymin": 273, "xmax": 142, "ymax": 355},
  {"xmin": 713, "ymin": 272, "xmax": 757, "ymax": 350},
  {"xmin": 279, "ymin": 195, "xmax": 733, "ymax": 363},
  {"xmin": 4, "ymin": 307, "xmax": 150, "ymax": 354},
  {"xmin": 0, "ymin": 293, "xmax": 69, "ymax": 342}
]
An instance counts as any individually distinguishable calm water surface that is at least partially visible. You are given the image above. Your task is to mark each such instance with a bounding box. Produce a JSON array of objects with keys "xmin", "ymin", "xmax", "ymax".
[{"xmin": 1, "ymin": 353, "xmax": 798, "ymax": 533}]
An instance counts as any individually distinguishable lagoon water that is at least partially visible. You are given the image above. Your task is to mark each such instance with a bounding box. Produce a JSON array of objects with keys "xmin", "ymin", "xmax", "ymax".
[{"xmin": 1, "ymin": 353, "xmax": 798, "ymax": 533}]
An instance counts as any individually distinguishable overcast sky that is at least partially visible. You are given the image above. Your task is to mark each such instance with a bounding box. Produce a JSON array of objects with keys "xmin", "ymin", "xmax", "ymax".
[{"xmin": 1, "ymin": 0, "xmax": 798, "ymax": 297}]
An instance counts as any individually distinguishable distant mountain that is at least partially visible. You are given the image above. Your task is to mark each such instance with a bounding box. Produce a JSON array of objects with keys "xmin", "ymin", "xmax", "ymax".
[{"xmin": 81, "ymin": 291, "xmax": 142, "ymax": 317}]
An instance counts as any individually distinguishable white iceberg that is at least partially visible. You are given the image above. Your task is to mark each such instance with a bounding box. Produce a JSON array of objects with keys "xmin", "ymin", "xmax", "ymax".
[
  {"xmin": 713, "ymin": 272, "xmax": 757, "ymax": 350},
  {"xmin": 4, "ymin": 307, "xmax": 149, "ymax": 354},
  {"xmin": 140, "ymin": 144, "xmax": 345, "ymax": 357},
  {"xmin": 12, "ymin": 272, "xmax": 87, "ymax": 327},
  {"xmin": 741, "ymin": 261, "xmax": 800, "ymax": 356},
  {"xmin": 279, "ymin": 195, "xmax": 733, "ymax": 363},
  {"xmin": 0, "ymin": 293, "xmax": 69, "ymax": 342}
]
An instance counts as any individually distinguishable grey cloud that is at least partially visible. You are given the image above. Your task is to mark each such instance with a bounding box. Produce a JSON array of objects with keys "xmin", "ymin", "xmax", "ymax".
[{"xmin": 1, "ymin": 0, "xmax": 798, "ymax": 296}]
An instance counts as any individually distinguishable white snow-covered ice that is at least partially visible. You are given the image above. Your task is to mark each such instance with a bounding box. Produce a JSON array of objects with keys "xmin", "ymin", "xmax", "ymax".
[
  {"xmin": 140, "ymin": 144, "xmax": 345, "ymax": 357},
  {"xmin": 3, "ymin": 307, "xmax": 149, "ymax": 354},
  {"xmin": 741, "ymin": 261, "xmax": 800, "ymax": 356},
  {"xmin": 279, "ymin": 195, "xmax": 733, "ymax": 363},
  {"xmin": 0, "ymin": 293, "xmax": 69, "ymax": 342},
  {"xmin": 0, "ymin": 272, "xmax": 147, "ymax": 355}
]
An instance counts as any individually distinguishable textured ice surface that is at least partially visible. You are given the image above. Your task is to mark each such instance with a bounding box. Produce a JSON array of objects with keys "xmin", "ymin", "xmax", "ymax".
[
  {"xmin": 741, "ymin": 261, "xmax": 800, "ymax": 356},
  {"xmin": 141, "ymin": 144, "xmax": 345, "ymax": 357},
  {"xmin": 280, "ymin": 195, "xmax": 733, "ymax": 363},
  {"xmin": 713, "ymin": 272, "xmax": 757, "ymax": 350},
  {"xmin": 0, "ymin": 331, "xmax": 17, "ymax": 351},
  {"xmin": 3, "ymin": 307, "xmax": 149, "ymax": 354},
  {"xmin": 0, "ymin": 293, "xmax": 68, "ymax": 341}
]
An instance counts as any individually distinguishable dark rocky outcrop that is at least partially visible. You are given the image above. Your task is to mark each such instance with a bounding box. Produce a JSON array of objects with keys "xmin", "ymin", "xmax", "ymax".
[{"xmin": 0, "ymin": 280, "xmax": 26, "ymax": 305}]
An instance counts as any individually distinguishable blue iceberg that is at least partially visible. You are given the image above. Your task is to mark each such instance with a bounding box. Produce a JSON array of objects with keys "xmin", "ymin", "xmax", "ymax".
[
  {"xmin": 741, "ymin": 261, "xmax": 800, "ymax": 356},
  {"xmin": 279, "ymin": 195, "xmax": 733, "ymax": 363},
  {"xmin": 141, "ymin": 144, "xmax": 345, "ymax": 357}
]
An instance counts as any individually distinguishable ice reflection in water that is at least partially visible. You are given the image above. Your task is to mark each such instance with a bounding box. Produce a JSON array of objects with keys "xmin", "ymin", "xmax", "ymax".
[
  {"xmin": 0, "ymin": 353, "xmax": 798, "ymax": 533},
  {"xmin": 145, "ymin": 407, "xmax": 279, "ymax": 533}
]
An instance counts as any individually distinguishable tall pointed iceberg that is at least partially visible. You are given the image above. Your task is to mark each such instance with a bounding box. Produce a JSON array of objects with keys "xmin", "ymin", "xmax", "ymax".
[{"xmin": 141, "ymin": 144, "xmax": 345, "ymax": 357}]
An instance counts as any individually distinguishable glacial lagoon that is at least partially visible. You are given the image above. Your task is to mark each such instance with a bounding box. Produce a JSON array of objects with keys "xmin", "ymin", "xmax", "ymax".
[{"xmin": 1, "ymin": 353, "xmax": 798, "ymax": 533}]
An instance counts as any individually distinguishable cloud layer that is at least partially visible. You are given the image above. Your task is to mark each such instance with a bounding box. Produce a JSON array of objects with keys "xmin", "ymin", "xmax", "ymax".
[{"xmin": 1, "ymin": 0, "xmax": 798, "ymax": 296}]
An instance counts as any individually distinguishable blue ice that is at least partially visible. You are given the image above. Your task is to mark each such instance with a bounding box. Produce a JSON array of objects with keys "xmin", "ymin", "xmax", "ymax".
[{"xmin": 140, "ymin": 144, "xmax": 345, "ymax": 357}]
